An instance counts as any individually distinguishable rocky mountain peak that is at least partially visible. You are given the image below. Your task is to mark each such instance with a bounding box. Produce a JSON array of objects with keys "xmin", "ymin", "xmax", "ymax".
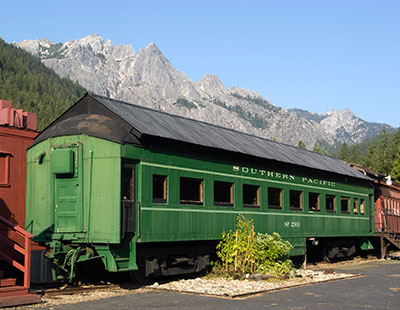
[
  {"xmin": 199, "ymin": 74, "xmax": 224, "ymax": 87},
  {"xmin": 322, "ymin": 108, "xmax": 357, "ymax": 127},
  {"xmin": 62, "ymin": 34, "xmax": 135, "ymax": 59},
  {"xmin": 323, "ymin": 109, "xmax": 334, "ymax": 116},
  {"xmin": 195, "ymin": 74, "xmax": 227, "ymax": 98},
  {"xmin": 135, "ymin": 42, "xmax": 169, "ymax": 67},
  {"xmin": 73, "ymin": 33, "xmax": 103, "ymax": 47},
  {"xmin": 142, "ymin": 42, "xmax": 160, "ymax": 53},
  {"xmin": 16, "ymin": 38, "xmax": 53, "ymax": 56},
  {"xmin": 323, "ymin": 108, "xmax": 354, "ymax": 117}
]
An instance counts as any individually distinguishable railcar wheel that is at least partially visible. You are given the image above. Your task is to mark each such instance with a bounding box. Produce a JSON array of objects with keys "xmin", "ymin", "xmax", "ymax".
[
  {"xmin": 322, "ymin": 247, "xmax": 331, "ymax": 263},
  {"xmin": 130, "ymin": 257, "xmax": 152, "ymax": 284},
  {"xmin": 130, "ymin": 270, "xmax": 150, "ymax": 285}
]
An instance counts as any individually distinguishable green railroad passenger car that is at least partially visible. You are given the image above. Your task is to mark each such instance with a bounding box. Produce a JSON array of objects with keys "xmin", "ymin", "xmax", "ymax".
[{"xmin": 25, "ymin": 94, "xmax": 374, "ymax": 281}]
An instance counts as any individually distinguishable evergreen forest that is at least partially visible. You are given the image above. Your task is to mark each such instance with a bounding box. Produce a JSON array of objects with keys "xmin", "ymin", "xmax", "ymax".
[
  {"xmin": 0, "ymin": 38, "xmax": 86, "ymax": 130},
  {"xmin": 333, "ymin": 127, "xmax": 400, "ymax": 183},
  {"xmin": 311, "ymin": 128, "xmax": 400, "ymax": 183}
]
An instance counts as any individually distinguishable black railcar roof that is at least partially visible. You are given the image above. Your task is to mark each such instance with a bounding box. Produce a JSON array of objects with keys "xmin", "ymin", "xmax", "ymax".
[{"xmin": 33, "ymin": 93, "xmax": 371, "ymax": 181}]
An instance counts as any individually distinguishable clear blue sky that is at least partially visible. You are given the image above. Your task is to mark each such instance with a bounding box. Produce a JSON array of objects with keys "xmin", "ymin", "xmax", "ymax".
[{"xmin": 1, "ymin": 0, "xmax": 399, "ymax": 127}]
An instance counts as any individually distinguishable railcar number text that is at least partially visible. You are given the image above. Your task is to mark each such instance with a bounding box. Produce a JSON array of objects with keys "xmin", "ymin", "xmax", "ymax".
[{"xmin": 284, "ymin": 221, "xmax": 300, "ymax": 228}]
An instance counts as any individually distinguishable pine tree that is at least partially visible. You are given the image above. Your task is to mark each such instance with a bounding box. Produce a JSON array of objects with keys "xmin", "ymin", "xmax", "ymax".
[
  {"xmin": 391, "ymin": 145, "xmax": 400, "ymax": 182},
  {"xmin": 313, "ymin": 143, "xmax": 328, "ymax": 155},
  {"xmin": 338, "ymin": 143, "xmax": 349, "ymax": 161},
  {"xmin": 371, "ymin": 127, "xmax": 392, "ymax": 174},
  {"xmin": 298, "ymin": 140, "xmax": 306, "ymax": 150},
  {"xmin": 390, "ymin": 128, "xmax": 400, "ymax": 165},
  {"xmin": 349, "ymin": 145, "xmax": 360, "ymax": 163}
]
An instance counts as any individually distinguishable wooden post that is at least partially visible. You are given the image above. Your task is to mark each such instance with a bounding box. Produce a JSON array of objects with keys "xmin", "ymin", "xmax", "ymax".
[
  {"xmin": 380, "ymin": 236, "xmax": 388, "ymax": 259},
  {"xmin": 24, "ymin": 234, "xmax": 32, "ymax": 288},
  {"xmin": 251, "ymin": 225, "xmax": 255, "ymax": 273},
  {"xmin": 234, "ymin": 231, "xmax": 238, "ymax": 271},
  {"xmin": 243, "ymin": 231, "xmax": 251, "ymax": 269}
]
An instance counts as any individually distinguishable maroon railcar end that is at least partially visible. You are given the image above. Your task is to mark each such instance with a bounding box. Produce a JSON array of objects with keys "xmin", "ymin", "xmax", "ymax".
[
  {"xmin": 0, "ymin": 100, "xmax": 38, "ymax": 227},
  {"xmin": 0, "ymin": 99, "xmax": 39, "ymax": 258}
]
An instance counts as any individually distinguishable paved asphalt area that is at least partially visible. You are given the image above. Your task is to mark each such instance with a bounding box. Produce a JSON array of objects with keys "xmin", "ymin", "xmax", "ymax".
[{"xmin": 48, "ymin": 260, "xmax": 400, "ymax": 310}]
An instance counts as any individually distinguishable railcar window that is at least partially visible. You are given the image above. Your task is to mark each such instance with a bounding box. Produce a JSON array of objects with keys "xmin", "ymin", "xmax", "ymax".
[
  {"xmin": 268, "ymin": 187, "xmax": 282, "ymax": 209},
  {"xmin": 353, "ymin": 198, "xmax": 358, "ymax": 214},
  {"xmin": 290, "ymin": 190, "xmax": 303, "ymax": 210},
  {"xmin": 180, "ymin": 177, "xmax": 203, "ymax": 205},
  {"xmin": 326, "ymin": 194, "xmax": 336, "ymax": 212},
  {"xmin": 341, "ymin": 197, "xmax": 350, "ymax": 213},
  {"xmin": 360, "ymin": 199, "xmax": 366, "ymax": 214},
  {"xmin": 243, "ymin": 184, "xmax": 260, "ymax": 208},
  {"xmin": 153, "ymin": 175, "xmax": 167, "ymax": 203},
  {"xmin": 214, "ymin": 181, "xmax": 233, "ymax": 207},
  {"xmin": 0, "ymin": 154, "xmax": 10, "ymax": 186},
  {"xmin": 309, "ymin": 192, "xmax": 320, "ymax": 211}
]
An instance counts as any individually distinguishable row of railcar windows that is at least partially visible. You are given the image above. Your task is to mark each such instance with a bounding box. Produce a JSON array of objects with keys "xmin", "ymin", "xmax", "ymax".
[{"xmin": 152, "ymin": 174, "xmax": 366, "ymax": 214}]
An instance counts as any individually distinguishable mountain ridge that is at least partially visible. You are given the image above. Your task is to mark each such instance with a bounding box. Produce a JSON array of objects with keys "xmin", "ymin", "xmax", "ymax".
[{"xmin": 15, "ymin": 34, "xmax": 395, "ymax": 149}]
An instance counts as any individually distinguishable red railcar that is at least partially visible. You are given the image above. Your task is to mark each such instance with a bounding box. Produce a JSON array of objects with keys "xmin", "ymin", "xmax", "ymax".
[
  {"xmin": 349, "ymin": 163, "xmax": 400, "ymax": 257},
  {"xmin": 375, "ymin": 184, "xmax": 400, "ymax": 234},
  {"xmin": 0, "ymin": 100, "xmax": 38, "ymax": 226}
]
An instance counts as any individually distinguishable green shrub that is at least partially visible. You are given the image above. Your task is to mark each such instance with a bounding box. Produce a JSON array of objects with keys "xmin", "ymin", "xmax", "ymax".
[
  {"xmin": 255, "ymin": 232, "xmax": 294, "ymax": 276},
  {"xmin": 215, "ymin": 214, "xmax": 294, "ymax": 277}
]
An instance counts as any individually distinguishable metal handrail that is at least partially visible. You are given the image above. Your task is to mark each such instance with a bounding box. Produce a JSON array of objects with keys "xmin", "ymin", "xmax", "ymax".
[{"xmin": 0, "ymin": 216, "xmax": 32, "ymax": 288}]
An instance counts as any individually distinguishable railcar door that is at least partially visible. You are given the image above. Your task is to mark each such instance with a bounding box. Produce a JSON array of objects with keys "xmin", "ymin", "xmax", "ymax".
[
  {"xmin": 121, "ymin": 161, "xmax": 136, "ymax": 238},
  {"xmin": 51, "ymin": 144, "xmax": 83, "ymax": 233},
  {"xmin": 369, "ymin": 194, "xmax": 374, "ymax": 233}
]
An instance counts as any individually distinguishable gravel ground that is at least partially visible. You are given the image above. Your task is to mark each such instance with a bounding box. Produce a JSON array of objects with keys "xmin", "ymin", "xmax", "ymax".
[
  {"xmin": 148, "ymin": 269, "xmax": 359, "ymax": 298},
  {"xmin": 19, "ymin": 287, "xmax": 139, "ymax": 309},
  {"xmin": 14, "ymin": 266, "xmax": 363, "ymax": 309}
]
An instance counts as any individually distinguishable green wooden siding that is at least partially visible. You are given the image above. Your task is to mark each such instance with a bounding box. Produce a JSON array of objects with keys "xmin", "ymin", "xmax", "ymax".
[
  {"xmin": 123, "ymin": 143, "xmax": 373, "ymax": 247},
  {"xmin": 26, "ymin": 135, "xmax": 121, "ymax": 243}
]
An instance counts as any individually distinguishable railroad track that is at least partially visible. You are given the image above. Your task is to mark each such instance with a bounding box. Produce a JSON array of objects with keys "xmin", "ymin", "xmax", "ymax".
[
  {"xmin": 34, "ymin": 282, "xmax": 143, "ymax": 297},
  {"xmin": 44, "ymin": 285, "xmax": 116, "ymax": 296}
]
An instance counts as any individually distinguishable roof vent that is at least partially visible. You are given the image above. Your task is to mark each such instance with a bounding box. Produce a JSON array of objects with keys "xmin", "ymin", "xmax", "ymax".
[
  {"xmin": 0, "ymin": 100, "xmax": 37, "ymax": 130},
  {"xmin": 385, "ymin": 174, "xmax": 392, "ymax": 186}
]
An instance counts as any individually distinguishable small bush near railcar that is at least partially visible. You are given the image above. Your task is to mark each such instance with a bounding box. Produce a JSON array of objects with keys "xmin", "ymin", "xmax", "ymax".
[{"xmin": 213, "ymin": 214, "xmax": 295, "ymax": 278}]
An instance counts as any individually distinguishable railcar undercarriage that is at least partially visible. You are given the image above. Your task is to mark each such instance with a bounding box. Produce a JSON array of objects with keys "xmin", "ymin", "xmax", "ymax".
[
  {"xmin": 306, "ymin": 237, "xmax": 374, "ymax": 262},
  {"xmin": 131, "ymin": 241, "xmax": 216, "ymax": 283},
  {"xmin": 45, "ymin": 240, "xmax": 217, "ymax": 282}
]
